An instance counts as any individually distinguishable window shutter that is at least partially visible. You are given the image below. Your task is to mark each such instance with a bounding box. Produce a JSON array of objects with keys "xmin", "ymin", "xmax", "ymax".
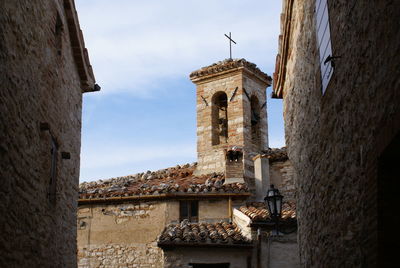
[{"xmin": 316, "ymin": 0, "xmax": 333, "ymax": 94}]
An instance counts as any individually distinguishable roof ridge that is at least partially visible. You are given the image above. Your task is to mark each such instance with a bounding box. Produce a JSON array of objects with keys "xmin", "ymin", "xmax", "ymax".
[
  {"xmin": 79, "ymin": 162, "xmax": 198, "ymax": 186},
  {"xmin": 189, "ymin": 58, "xmax": 271, "ymax": 83}
]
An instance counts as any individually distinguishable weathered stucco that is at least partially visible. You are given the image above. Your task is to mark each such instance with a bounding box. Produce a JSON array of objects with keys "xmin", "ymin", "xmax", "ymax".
[
  {"xmin": 199, "ymin": 199, "xmax": 230, "ymax": 222},
  {"xmin": 78, "ymin": 201, "xmax": 171, "ymax": 267},
  {"xmin": 77, "ymin": 198, "xmax": 236, "ymax": 267}
]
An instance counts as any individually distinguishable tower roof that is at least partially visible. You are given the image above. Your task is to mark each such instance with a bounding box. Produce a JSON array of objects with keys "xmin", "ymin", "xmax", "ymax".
[{"xmin": 190, "ymin": 58, "xmax": 272, "ymax": 85}]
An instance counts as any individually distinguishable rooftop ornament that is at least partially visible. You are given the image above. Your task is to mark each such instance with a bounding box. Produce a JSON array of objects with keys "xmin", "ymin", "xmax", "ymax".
[
  {"xmin": 264, "ymin": 184, "xmax": 283, "ymax": 236},
  {"xmin": 224, "ymin": 32, "xmax": 236, "ymax": 60}
]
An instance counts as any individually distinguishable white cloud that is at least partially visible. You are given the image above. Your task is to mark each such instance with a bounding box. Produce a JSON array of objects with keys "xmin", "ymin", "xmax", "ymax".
[
  {"xmin": 76, "ymin": 1, "xmax": 285, "ymax": 181},
  {"xmin": 81, "ymin": 143, "xmax": 196, "ymax": 170},
  {"xmin": 76, "ymin": 0, "xmax": 281, "ymax": 96},
  {"xmin": 268, "ymin": 137, "xmax": 286, "ymax": 148},
  {"xmin": 79, "ymin": 142, "xmax": 197, "ymax": 181}
]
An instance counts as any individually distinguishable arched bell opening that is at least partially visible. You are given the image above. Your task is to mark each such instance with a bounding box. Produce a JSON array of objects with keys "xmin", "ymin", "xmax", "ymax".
[
  {"xmin": 211, "ymin": 92, "xmax": 228, "ymax": 146},
  {"xmin": 250, "ymin": 95, "xmax": 261, "ymax": 147}
]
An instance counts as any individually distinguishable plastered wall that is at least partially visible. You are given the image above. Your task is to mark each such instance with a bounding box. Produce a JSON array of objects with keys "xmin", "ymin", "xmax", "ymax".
[{"xmin": 77, "ymin": 199, "xmax": 232, "ymax": 267}]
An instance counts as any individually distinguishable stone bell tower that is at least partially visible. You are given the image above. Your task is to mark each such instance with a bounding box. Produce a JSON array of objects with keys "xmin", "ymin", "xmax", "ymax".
[{"xmin": 190, "ymin": 59, "xmax": 272, "ymax": 185}]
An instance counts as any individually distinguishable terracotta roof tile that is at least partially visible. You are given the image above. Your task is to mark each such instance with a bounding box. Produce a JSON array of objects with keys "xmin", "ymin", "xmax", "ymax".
[
  {"xmin": 239, "ymin": 201, "xmax": 296, "ymax": 222},
  {"xmin": 261, "ymin": 147, "xmax": 288, "ymax": 162},
  {"xmin": 158, "ymin": 220, "xmax": 251, "ymax": 247},
  {"xmin": 190, "ymin": 58, "xmax": 272, "ymax": 85},
  {"xmin": 79, "ymin": 163, "xmax": 249, "ymax": 199}
]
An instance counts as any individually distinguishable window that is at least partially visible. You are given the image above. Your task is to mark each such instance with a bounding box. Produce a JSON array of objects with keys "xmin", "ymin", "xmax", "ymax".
[
  {"xmin": 180, "ymin": 200, "xmax": 198, "ymax": 222},
  {"xmin": 211, "ymin": 92, "xmax": 228, "ymax": 145},
  {"xmin": 316, "ymin": 0, "xmax": 333, "ymax": 94}
]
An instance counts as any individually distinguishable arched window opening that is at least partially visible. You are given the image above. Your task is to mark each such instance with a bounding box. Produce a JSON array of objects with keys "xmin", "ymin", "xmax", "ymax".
[
  {"xmin": 212, "ymin": 92, "xmax": 228, "ymax": 145},
  {"xmin": 250, "ymin": 95, "xmax": 261, "ymax": 147}
]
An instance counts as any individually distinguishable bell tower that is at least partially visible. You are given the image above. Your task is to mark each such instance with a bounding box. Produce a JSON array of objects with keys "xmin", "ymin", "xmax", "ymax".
[{"xmin": 190, "ymin": 59, "xmax": 272, "ymax": 185}]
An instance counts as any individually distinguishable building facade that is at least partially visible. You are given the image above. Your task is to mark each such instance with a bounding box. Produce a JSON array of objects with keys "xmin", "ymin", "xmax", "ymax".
[
  {"xmin": 77, "ymin": 59, "xmax": 299, "ymax": 267},
  {"xmin": 273, "ymin": 0, "xmax": 400, "ymax": 266},
  {"xmin": 0, "ymin": 0, "xmax": 97, "ymax": 266},
  {"xmin": 78, "ymin": 164, "xmax": 251, "ymax": 268}
]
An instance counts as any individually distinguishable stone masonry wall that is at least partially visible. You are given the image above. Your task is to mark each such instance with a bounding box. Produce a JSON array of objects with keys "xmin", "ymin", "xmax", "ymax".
[
  {"xmin": 268, "ymin": 233, "xmax": 300, "ymax": 268},
  {"xmin": 195, "ymin": 72, "xmax": 245, "ymax": 175},
  {"xmin": 0, "ymin": 1, "xmax": 87, "ymax": 267},
  {"xmin": 193, "ymin": 68, "xmax": 268, "ymax": 184},
  {"xmin": 242, "ymin": 73, "xmax": 269, "ymax": 181},
  {"xmin": 164, "ymin": 247, "xmax": 251, "ymax": 268},
  {"xmin": 78, "ymin": 243, "xmax": 163, "ymax": 268},
  {"xmin": 77, "ymin": 201, "xmax": 171, "ymax": 268},
  {"xmin": 77, "ymin": 199, "xmax": 232, "ymax": 267},
  {"xmin": 269, "ymin": 160, "xmax": 295, "ymax": 202},
  {"xmin": 278, "ymin": 0, "xmax": 400, "ymax": 266}
]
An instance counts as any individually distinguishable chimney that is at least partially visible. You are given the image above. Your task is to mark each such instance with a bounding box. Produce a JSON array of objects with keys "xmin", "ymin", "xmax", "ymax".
[
  {"xmin": 224, "ymin": 146, "xmax": 245, "ymax": 184},
  {"xmin": 253, "ymin": 154, "xmax": 270, "ymax": 201}
]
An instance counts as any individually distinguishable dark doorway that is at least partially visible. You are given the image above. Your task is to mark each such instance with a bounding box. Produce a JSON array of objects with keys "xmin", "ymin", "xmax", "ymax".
[
  {"xmin": 189, "ymin": 263, "xmax": 230, "ymax": 268},
  {"xmin": 377, "ymin": 131, "xmax": 400, "ymax": 267}
]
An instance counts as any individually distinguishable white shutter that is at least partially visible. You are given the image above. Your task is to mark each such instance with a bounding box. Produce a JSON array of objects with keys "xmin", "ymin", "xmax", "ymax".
[{"xmin": 316, "ymin": 0, "xmax": 333, "ymax": 94}]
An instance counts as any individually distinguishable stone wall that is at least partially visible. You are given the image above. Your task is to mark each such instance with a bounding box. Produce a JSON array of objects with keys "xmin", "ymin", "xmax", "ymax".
[
  {"xmin": 194, "ymin": 72, "xmax": 245, "ymax": 175},
  {"xmin": 275, "ymin": 0, "xmax": 400, "ymax": 266},
  {"xmin": 233, "ymin": 208, "xmax": 299, "ymax": 267},
  {"xmin": 163, "ymin": 247, "xmax": 252, "ymax": 268},
  {"xmin": 191, "ymin": 60, "xmax": 270, "ymax": 181},
  {"xmin": 78, "ymin": 243, "xmax": 163, "ymax": 268},
  {"xmin": 77, "ymin": 198, "xmax": 234, "ymax": 267},
  {"xmin": 269, "ymin": 160, "xmax": 295, "ymax": 202},
  {"xmin": 78, "ymin": 201, "xmax": 172, "ymax": 268},
  {"xmin": 268, "ymin": 233, "xmax": 300, "ymax": 268},
  {"xmin": 253, "ymin": 154, "xmax": 295, "ymax": 202},
  {"xmin": 0, "ymin": 0, "xmax": 94, "ymax": 267}
]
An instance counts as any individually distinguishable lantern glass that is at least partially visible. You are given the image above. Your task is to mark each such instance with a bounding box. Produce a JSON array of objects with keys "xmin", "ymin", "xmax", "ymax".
[
  {"xmin": 264, "ymin": 184, "xmax": 284, "ymax": 218},
  {"xmin": 267, "ymin": 199, "xmax": 274, "ymax": 215}
]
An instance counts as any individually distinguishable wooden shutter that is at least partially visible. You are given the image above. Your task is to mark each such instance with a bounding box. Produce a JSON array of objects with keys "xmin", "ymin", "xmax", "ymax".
[
  {"xmin": 190, "ymin": 201, "xmax": 198, "ymax": 222},
  {"xmin": 179, "ymin": 201, "xmax": 188, "ymax": 221},
  {"xmin": 179, "ymin": 201, "xmax": 199, "ymax": 222},
  {"xmin": 316, "ymin": 0, "xmax": 333, "ymax": 94}
]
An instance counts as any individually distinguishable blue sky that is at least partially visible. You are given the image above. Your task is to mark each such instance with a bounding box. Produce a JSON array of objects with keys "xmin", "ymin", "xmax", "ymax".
[{"xmin": 76, "ymin": 0, "xmax": 285, "ymax": 182}]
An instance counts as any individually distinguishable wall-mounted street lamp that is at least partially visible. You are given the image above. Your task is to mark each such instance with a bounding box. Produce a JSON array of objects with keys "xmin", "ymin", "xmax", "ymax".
[{"xmin": 264, "ymin": 184, "xmax": 283, "ymax": 235}]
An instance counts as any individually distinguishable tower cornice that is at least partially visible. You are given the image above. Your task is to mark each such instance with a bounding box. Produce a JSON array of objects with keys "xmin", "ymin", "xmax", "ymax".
[{"xmin": 190, "ymin": 58, "xmax": 272, "ymax": 86}]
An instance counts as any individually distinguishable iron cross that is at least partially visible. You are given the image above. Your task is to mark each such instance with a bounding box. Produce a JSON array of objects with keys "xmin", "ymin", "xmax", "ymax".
[{"xmin": 224, "ymin": 32, "xmax": 236, "ymax": 60}]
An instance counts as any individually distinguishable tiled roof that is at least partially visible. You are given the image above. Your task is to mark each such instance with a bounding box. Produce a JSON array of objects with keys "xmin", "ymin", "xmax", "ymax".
[
  {"xmin": 158, "ymin": 220, "xmax": 251, "ymax": 247},
  {"xmin": 79, "ymin": 163, "xmax": 249, "ymax": 200},
  {"xmin": 190, "ymin": 58, "xmax": 272, "ymax": 84},
  {"xmin": 261, "ymin": 147, "xmax": 288, "ymax": 162},
  {"xmin": 239, "ymin": 202, "xmax": 296, "ymax": 222}
]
